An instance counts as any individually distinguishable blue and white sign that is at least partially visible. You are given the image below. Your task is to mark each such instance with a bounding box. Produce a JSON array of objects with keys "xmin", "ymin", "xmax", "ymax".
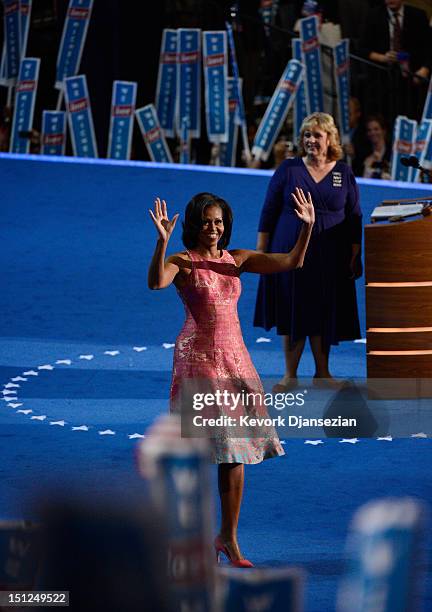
[
  {"xmin": 107, "ymin": 80, "xmax": 137, "ymax": 160},
  {"xmin": 0, "ymin": 0, "xmax": 32, "ymax": 85},
  {"xmin": 220, "ymin": 566, "xmax": 304, "ymax": 612},
  {"xmin": 177, "ymin": 29, "xmax": 201, "ymax": 138},
  {"xmin": 0, "ymin": 522, "xmax": 40, "ymax": 591},
  {"xmin": 138, "ymin": 429, "xmax": 214, "ymax": 612},
  {"xmin": 55, "ymin": 0, "xmax": 94, "ymax": 90},
  {"xmin": 9, "ymin": 57, "xmax": 40, "ymax": 153},
  {"xmin": 333, "ymin": 39, "xmax": 350, "ymax": 143},
  {"xmin": 338, "ymin": 499, "xmax": 426, "ymax": 612},
  {"xmin": 179, "ymin": 116, "xmax": 191, "ymax": 164},
  {"xmin": 252, "ymin": 59, "xmax": 303, "ymax": 161},
  {"xmin": 155, "ymin": 29, "xmax": 177, "ymax": 139},
  {"xmin": 3, "ymin": 0, "xmax": 21, "ymax": 84},
  {"xmin": 41, "ymin": 110, "xmax": 67, "ymax": 156},
  {"xmin": 203, "ymin": 31, "xmax": 228, "ymax": 144},
  {"xmin": 260, "ymin": 0, "xmax": 280, "ymax": 37},
  {"xmin": 413, "ymin": 119, "xmax": 432, "ymax": 181},
  {"xmin": 64, "ymin": 74, "xmax": 98, "ymax": 157},
  {"xmin": 299, "ymin": 15, "xmax": 324, "ymax": 114},
  {"xmin": 421, "ymin": 76, "xmax": 432, "ymax": 122},
  {"xmin": 20, "ymin": 0, "xmax": 32, "ymax": 57},
  {"xmin": 391, "ymin": 115, "xmax": 417, "ymax": 182},
  {"xmin": 0, "ymin": 43, "xmax": 6, "ymax": 84},
  {"xmin": 225, "ymin": 23, "xmax": 246, "ymax": 130},
  {"xmin": 136, "ymin": 104, "xmax": 173, "ymax": 163},
  {"xmin": 292, "ymin": 38, "xmax": 307, "ymax": 140},
  {"xmin": 225, "ymin": 21, "xmax": 251, "ymax": 162},
  {"xmin": 219, "ymin": 77, "xmax": 240, "ymax": 167}
]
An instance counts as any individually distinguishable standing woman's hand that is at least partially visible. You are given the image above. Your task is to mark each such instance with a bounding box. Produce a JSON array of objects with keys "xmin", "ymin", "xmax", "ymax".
[
  {"xmin": 292, "ymin": 188, "xmax": 315, "ymax": 227},
  {"xmin": 349, "ymin": 254, "xmax": 363, "ymax": 280},
  {"xmin": 149, "ymin": 197, "xmax": 179, "ymax": 243}
]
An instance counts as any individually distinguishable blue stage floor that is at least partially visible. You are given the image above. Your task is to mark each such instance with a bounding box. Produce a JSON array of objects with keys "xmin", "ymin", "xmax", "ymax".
[{"xmin": 1, "ymin": 154, "xmax": 431, "ymax": 610}]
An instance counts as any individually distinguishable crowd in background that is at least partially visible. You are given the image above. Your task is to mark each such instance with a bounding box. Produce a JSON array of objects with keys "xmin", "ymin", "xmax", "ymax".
[{"xmin": 0, "ymin": 0, "xmax": 431, "ymax": 178}]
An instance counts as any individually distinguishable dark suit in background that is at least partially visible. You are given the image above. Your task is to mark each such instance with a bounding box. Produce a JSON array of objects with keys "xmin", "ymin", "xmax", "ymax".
[{"xmin": 360, "ymin": 3, "xmax": 431, "ymax": 121}]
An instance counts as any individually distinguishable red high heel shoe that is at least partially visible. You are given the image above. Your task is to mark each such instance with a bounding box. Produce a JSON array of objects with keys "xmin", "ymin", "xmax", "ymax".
[{"xmin": 214, "ymin": 535, "xmax": 254, "ymax": 568}]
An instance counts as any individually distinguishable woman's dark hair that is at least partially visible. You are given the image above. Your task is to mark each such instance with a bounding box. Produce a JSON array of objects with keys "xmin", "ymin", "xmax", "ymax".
[
  {"xmin": 182, "ymin": 192, "xmax": 233, "ymax": 249},
  {"xmin": 365, "ymin": 113, "xmax": 388, "ymax": 133}
]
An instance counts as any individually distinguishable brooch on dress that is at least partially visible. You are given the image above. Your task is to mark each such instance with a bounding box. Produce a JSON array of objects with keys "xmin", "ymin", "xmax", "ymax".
[{"xmin": 332, "ymin": 171, "xmax": 342, "ymax": 187}]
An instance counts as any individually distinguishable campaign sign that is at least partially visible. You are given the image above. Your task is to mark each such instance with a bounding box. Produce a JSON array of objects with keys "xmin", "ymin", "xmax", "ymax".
[
  {"xmin": 299, "ymin": 15, "xmax": 324, "ymax": 114},
  {"xmin": 0, "ymin": 0, "xmax": 32, "ymax": 85},
  {"xmin": 3, "ymin": 0, "xmax": 21, "ymax": 84},
  {"xmin": 337, "ymin": 498, "xmax": 427, "ymax": 612},
  {"xmin": 421, "ymin": 76, "xmax": 432, "ymax": 122},
  {"xmin": 64, "ymin": 74, "xmax": 98, "ymax": 157},
  {"xmin": 136, "ymin": 104, "xmax": 173, "ymax": 163},
  {"xmin": 333, "ymin": 39, "xmax": 350, "ymax": 142},
  {"xmin": 260, "ymin": 0, "xmax": 280, "ymax": 36},
  {"xmin": 159, "ymin": 454, "xmax": 214, "ymax": 611},
  {"xmin": 225, "ymin": 22, "xmax": 247, "ymax": 128},
  {"xmin": 252, "ymin": 59, "xmax": 303, "ymax": 161},
  {"xmin": 9, "ymin": 58, "xmax": 40, "ymax": 153},
  {"xmin": 0, "ymin": 43, "xmax": 5, "ymax": 84},
  {"xmin": 179, "ymin": 116, "xmax": 191, "ymax": 164},
  {"xmin": 155, "ymin": 29, "xmax": 177, "ymax": 138},
  {"xmin": 218, "ymin": 566, "xmax": 305, "ymax": 612},
  {"xmin": 137, "ymin": 416, "xmax": 214, "ymax": 612},
  {"xmin": 203, "ymin": 31, "xmax": 228, "ymax": 144},
  {"xmin": 107, "ymin": 80, "xmax": 137, "ymax": 160},
  {"xmin": 20, "ymin": 0, "xmax": 32, "ymax": 57},
  {"xmin": 391, "ymin": 115, "xmax": 417, "ymax": 182},
  {"xmin": 414, "ymin": 119, "xmax": 432, "ymax": 180},
  {"xmin": 41, "ymin": 111, "xmax": 66, "ymax": 156},
  {"xmin": 292, "ymin": 38, "xmax": 307, "ymax": 140},
  {"xmin": 177, "ymin": 29, "xmax": 201, "ymax": 138},
  {"xmin": 55, "ymin": 0, "xmax": 94, "ymax": 90},
  {"xmin": 0, "ymin": 521, "xmax": 40, "ymax": 591},
  {"xmin": 219, "ymin": 77, "xmax": 240, "ymax": 167}
]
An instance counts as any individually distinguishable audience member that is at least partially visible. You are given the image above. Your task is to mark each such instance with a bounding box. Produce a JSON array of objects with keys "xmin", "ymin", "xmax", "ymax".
[
  {"xmin": 246, "ymin": 133, "xmax": 298, "ymax": 171},
  {"xmin": 0, "ymin": 106, "xmax": 11, "ymax": 152},
  {"xmin": 362, "ymin": 114, "xmax": 392, "ymax": 180},
  {"xmin": 345, "ymin": 97, "xmax": 371, "ymax": 177},
  {"xmin": 272, "ymin": 136, "xmax": 298, "ymax": 168},
  {"xmin": 360, "ymin": 0, "xmax": 431, "ymax": 121}
]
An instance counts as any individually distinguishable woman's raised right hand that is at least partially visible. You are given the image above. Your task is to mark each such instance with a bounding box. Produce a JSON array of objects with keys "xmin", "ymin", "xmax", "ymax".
[{"xmin": 149, "ymin": 197, "xmax": 179, "ymax": 243}]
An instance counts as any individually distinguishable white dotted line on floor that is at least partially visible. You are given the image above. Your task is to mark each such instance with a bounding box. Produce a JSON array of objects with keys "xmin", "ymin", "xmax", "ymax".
[
  {"xmin": 1, "ymin": 343, "xmax": 429, "ymax": 444},
  {"xmin": 1, "ymin": 346, "xmax": 155, "ymax": 439}
]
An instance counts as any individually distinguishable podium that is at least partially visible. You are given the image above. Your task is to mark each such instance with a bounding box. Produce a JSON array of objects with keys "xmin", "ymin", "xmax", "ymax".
[{"xmin": 365, "ymin": 200, "xmax": 432, "ymax": 397}]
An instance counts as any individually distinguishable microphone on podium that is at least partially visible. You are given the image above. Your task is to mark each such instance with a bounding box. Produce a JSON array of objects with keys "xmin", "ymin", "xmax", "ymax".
[
  {"xmin": 400, "ymin": 155, "xmax": 420, "ymax": 169},
  {"xmin": 400, "ymin": 156, "xmax": 431, "ymax": 182}
]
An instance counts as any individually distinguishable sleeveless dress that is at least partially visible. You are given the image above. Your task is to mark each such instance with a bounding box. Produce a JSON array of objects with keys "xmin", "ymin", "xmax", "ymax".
[{"xmin": 169, "ymin": 249, "xmax": 285, "ymax": 464}]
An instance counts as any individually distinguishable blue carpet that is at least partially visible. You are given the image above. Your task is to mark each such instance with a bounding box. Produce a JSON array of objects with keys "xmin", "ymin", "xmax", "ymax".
[{"xmin": 1, "ymin": 154, "xmax": 431, "ymax": 610}]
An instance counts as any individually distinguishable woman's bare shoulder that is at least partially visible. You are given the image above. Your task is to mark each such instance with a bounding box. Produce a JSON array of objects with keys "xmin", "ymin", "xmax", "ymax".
[
  {"xmin": 166, "ymin": 251, "xmax": 191, "ymax": 264},
  {"xmin": 166, "ymin": 252, "xmax": 192, "ymax": 287},
  {"xmin": 228, "ymin": 249, "xmax": 254, "ymax": 268}
]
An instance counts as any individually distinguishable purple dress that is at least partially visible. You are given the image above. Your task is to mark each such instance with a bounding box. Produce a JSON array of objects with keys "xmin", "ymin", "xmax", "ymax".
[{"xmin": 254, "ymin": 158, "xmax": 362, "ymax": 346}]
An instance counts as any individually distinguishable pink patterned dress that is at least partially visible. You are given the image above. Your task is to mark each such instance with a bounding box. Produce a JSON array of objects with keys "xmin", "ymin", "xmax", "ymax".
[{"xmin": 169, "ymin": 249, "xmax": 285, "ymax": 464}]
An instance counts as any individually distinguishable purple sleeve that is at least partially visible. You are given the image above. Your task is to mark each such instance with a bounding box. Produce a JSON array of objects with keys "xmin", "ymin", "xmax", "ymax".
[
  {"xmin": 257, "ymin": 161, "xmax": 287, "ymax": 233},
  {"xmin": 345, "ymin": 167, "xmax": 362, "ymax": 244}
]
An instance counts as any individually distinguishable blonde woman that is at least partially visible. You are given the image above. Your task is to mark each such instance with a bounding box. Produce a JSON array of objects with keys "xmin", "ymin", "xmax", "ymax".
[{"xmin": 254, "ymin": 112, "xmax": 363, "ymax": 391}]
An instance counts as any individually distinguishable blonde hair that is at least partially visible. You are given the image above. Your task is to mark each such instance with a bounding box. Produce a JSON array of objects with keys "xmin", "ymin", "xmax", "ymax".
[{"xmin": 297, "ymin": 112, "xmax": 343, "ymax": 161}]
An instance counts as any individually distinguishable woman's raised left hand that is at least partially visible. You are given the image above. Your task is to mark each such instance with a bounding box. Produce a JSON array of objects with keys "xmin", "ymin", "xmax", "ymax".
[{"xmin": 292, "ymin": 188, "xmax": 315, "ymax": 226}]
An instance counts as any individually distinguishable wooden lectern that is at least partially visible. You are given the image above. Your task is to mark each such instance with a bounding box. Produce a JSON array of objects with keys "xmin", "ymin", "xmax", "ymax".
[{"xmin": 365, "ymin": 197, "xmax": 432, "ymax": 397}]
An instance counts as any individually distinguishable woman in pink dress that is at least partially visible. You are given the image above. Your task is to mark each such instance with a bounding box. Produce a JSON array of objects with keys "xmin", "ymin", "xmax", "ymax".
[{"xmin": 148, "ymin": 190, "xmax": 314, "ymax": 567}]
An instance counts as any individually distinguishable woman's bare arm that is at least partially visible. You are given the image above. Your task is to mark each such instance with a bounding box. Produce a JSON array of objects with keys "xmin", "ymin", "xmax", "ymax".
[
  {"xmin": 148, "ymin": 198, "xmax": 181, "ymax": 289},
  {"xmin": 235, "ymin": 188, "xmax": 315, "ymax": 274},
  {"xmin": 256, "ymin": 232, "xmax": 270, "ymax": 252}
]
